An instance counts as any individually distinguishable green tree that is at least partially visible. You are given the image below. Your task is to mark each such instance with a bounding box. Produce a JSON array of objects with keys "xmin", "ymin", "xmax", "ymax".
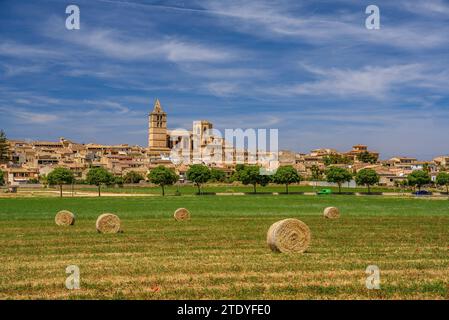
[
  {"xmin": 123, "ymin": 171, "xmax": 145, "ymax": 184},
  {"xmin": 407, "ymin": 170, "xmax": 430, "ymax": 191},
  {"xmin": 273, "ymin": 165, "xmax": 301, "ymax": 194},
  {"xmin": 436, "ymin": 172, "xmax": 449, "ymax": 194},
  {"xmin": 47, "ymin": 167, "xmax": 75, "ymax": 197},
  {"xmin": 238, "ymin": 165, "xmax": 259, "ymax": 193},
  {"xmin": 148, "ymin": 165, "xmax": 179, "ymax": 196},
  {"xmin": 0, "ymin": 169, "xmax": 4, "ymax": 186},
  {"xmin": 357, "ymin": 151, "xmax": 378, "ymax": 164},
  {"xmin": 422, "ymin": 162, "xmax": 432, "ymax": 173},
  {"xmin": 325, "ymin": 166, "xmax": 352, "ymax": 193},
  {"xmin": 230, "ymin": 164, "xmax": 246, "ymax": 182},
  {"xmin": 355, "ymin": 168, "xmax": 380, "ymax": 193},
  {"xmin": 238, "ymin": 165, "xmax": 271, "ymax": 193},
  {"xmin": 258, "ymin": 174, "xmax": 272, "ymax": 189},
  {"xmin": 396, "ymin": 179, "xmax": 409, "ymax": 191},
  {"xmin": 86, "ymin": 167, "xmax": 114, "ymax": 197},
  {"xmin": 323, "ymin": 154, "xmax": 352, "ymax": 166},
  {"xmin": 310, "ymin": 165, "xmax": 323, "ymax": 181},
  {"xmin": 39, "ymin": 174, "xmax": 49, "ymax": 188},
  {"xmin": 235, "ymin": 164, "xmax": 246, "ymax": 172},
  {"xmin": 114, "ymin": 176, "xmax": 124, "ymax": 188},
  {"xmin": 210, "ymin": 168, "xmax": 226, "ymax": 182},
  {"xmin": 0, "ymin": 130, "xmax": 9, "ymax": 163},
  {"xmin": 186, "ymin": 164, "xmax": 211, "ymax": 194},
  {"xmin": 407, "ymin": 170, "xmax": 431, "ymax": 192}
]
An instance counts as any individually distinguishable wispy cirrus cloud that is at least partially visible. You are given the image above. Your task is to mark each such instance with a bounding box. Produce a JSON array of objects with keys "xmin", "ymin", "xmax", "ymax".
[
  {"xmin": 204, "ymin": 82, "xmax": 240, "ymax": 97},
  {"xmin": 289, "ymin": 64, "xmax": 424, "ymax": 97},
  {"xmin": 0, "ymin": 63, "xmax": 46, "ymax": 77},
  {"xmin": 0, "ymin": 106, "xmax": 60, "ymax": 124},
  {"xmin": 191, "ymin": 63, "xmax": 449, "ymax": 100},
  {"xmin": 265, "ymin": 64, "xmax": 448, "ymax": 99},
  {"xmin": 0, "ymin": 41, "xmax": 61, "ymax": 59},
  {"xmin": 83, "ymin": 99, "xmax": 130, "ymax": 114},
  {"xmin": 199, "ymin": 0, "xmax": 448, "ymax": 49},
  {"xmin": 43, "ymin": 17, "xmax": 237, "ymax": 63},
  {"xmin": 399, "ymin": 0, "xmax": 449, "ymax": 16}
]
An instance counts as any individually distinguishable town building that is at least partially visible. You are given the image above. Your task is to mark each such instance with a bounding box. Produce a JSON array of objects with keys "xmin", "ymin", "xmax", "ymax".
[{"xmin": 1, "ymin": 99, "xmax": 446, "ymax": 186}]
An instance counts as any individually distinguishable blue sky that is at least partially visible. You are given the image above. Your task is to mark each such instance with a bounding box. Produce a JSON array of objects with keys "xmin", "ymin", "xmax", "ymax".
[{"xmin": 0, "ymin": 0, "xmax": 448, "ymax": 160}]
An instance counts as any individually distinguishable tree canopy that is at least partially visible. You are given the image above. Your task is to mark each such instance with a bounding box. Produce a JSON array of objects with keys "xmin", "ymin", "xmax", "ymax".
[
  {"xmin": 310, "ymin": 165, "xmax": 323, "ymax": 181},
  {"xmin": 230, "ymin": 164, "xmax": 246, "ymax": 182},
  {"xmin": 47, "ymin": 167, "xmax": 75, "ymax": 197},
  {"xmin": 272, "ymin": 165, "xmax": 301, "ymax": 193},
  {"xmin": 355, "ymin": 168, "xmax": 379, "ymax": 193},
  {"xmin": 114, "ymin": 176, "xmax": 124, "ymax": 187},
  {"xmin": 238, "ymin": 165, "xmax": 271, "ymax": 193},
  {"xmin": 357, "ymin": 151, "xmax": 378, "ymax": 164},
  {"xmin": 325, "ymin": 166, "xmax": 352, "ymax": 193},
  {"xmin": 148, "ymin": 165, "xmax": 178, "ymax": 196},
  {"xmin": 407, "ymin": 170, "xmax": 431, "ymax": 191},
  {"xmin": 0, "ymin": 169, "xmax": 4, "ymax": 186},
  {"xmin": 436, "ymin": 172, "xmax": 449, "ymax": 194},
  {"xmin": 186, "ymin": 164, "xmax": 211, "ymax": 194},
  {"xmin": 86, "ymin": 167, "xmax": 114, "ymax": 196},
  {"xmin": 210, "ymin": 168, "xmax": 226, "ymax": 182},
  {"xmin": 123, "ymin": 171, "xmax": 145, "ymax": 184},
  {"xmin": 323, "ymin": 154, "xmax": 352, "ymax": 166},
  {"xmin": 0, "ymin": 130, "xmax": 9, "ymax": 163}
]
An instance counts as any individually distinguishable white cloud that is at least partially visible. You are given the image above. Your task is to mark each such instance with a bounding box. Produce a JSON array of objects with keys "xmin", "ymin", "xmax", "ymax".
[
  {"xmin": 179, "ymin": 65, "xmax": 268, "ymax": 79},
  {"xmin": 199, "ymin": 0, "xmax": 447, "ymax": 49},
  {"xmin": 83, "ymin": 100, "xmax": 130, "ymax": 114},
  {"xmin": 1, "ymin": 63, "xmax": 45, "ymax": 77},
  {"xmin": 44, "ymin": 18, "xmax": 236, "ymax": 63},
  {"xmin": 0, "ymin": 41, "xmax": 60, "ymax": 59},
  {"xmin": 400, "ymin": 0, "xmax": 449, "ymax": 16},
  {"xmin": 0, "ymin": 106, "xmax": 59, "ymax": 124},
  {"xmin": 16, "ymin": 111, "xmax": 59, "ymax": 123},
  {"xmin": 205, "ymin": 82, "xmax": 240, "ymax": 97},
  {"xmin": 267, "ymin": 64, "xmax": 445, "ymax": 98},
  {"xmin": 162, "ymin": 40, "xmax": 234, "ymax": 62}
]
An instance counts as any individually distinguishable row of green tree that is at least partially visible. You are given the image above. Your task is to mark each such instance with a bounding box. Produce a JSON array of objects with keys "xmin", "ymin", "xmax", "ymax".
[
  {"xmin": 41, "ymin": 166, "xmax": 176, "ymax": 197},
  {"xmin": 181, "ymin": 165, "xmax": 446, "ymax": 195},
  {"xmin": 324, "ymin": 167, "xmax": 449, "ymax": 193},
  {"xmin": 2, "ymin": 164, "xmax": 449, "ymax": 196}
]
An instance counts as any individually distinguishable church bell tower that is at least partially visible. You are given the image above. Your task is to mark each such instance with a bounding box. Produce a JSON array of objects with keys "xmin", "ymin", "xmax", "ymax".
[{"xmin": 148, "ymin": 98, "xmax": 169, "ymax": 151}]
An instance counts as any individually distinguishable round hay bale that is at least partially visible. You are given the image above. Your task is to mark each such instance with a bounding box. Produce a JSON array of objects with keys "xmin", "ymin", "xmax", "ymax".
[
  {"xmin": 267, "ymin": 218, "xmax": 311, "ymax": 253},
  {"xmin": 174, "ymin": 208, "xmax": 190, "ymax": 221},
  {"xmin": 55, "ymin": 210, "xmax": 75, "ymax": 226},
  {"xmin": 323, "ymin": 207, "xmax": 340, "ymax": 219},
  {"xmin": 96, "ymin": 213, "xmax": 121, "ymax": 234}
]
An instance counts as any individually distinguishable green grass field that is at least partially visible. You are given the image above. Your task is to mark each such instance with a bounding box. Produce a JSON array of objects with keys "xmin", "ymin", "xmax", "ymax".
[
  {"xmin": 8, "ymin": 183, "xmax": 401, "ymax": 196},
  {"xmin": 0, "ymin": 195, "xmax": 448, "ymax": 299},
  {"xmin": 72, "ymin": 184, "xmax": 399, "ymax": 195}
]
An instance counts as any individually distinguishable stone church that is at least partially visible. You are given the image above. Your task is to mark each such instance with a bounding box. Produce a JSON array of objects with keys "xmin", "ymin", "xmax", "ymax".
[
  {"xmin": 147, "ymin": 98, "xmax": 171, "ymax": 155},
  {"xmin": 147, "ymin": 99, "xmax": 224, "ymax": 164},
  {"xmin": 147, "ymin": 99, "xmax": 277, "ymax": 170}
]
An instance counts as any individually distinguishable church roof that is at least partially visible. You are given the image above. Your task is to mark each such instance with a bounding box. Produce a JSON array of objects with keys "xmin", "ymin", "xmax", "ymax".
[{"xmin": 152, "ymin": 98, "xmax": 165, "ymax": 114}]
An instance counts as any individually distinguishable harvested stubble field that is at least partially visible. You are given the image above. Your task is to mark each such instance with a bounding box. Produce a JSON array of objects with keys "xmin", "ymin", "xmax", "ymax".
[{"xmin": 0, "ymin": 195, "xmax": 448, "ymax": 300}]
